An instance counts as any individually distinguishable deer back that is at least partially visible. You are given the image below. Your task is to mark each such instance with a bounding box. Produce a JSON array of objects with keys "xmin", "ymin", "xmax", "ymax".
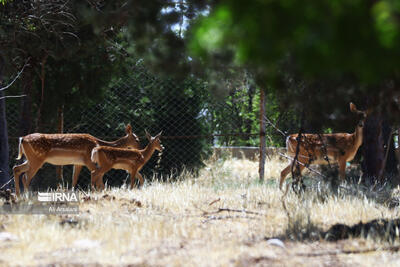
[
  {"xmin": 91, "ymin": 146, "xmax": 144, "ymax": 166},
  {"xmin": 286, "ymin": 132, "xmax": 358, "ymax": 164},
  {"xmin": 22, "ymin": 133, "xmax": 99, "ymax": 158}
]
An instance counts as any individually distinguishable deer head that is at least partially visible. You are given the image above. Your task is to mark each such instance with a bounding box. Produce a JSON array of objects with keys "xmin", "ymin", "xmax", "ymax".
[
  {"xmin": 124, "ymin": 124, "xmax": 141, "ymax": 148},
  {"xmin": 145, "ymin": 130, "xmax": 164, "ymax": 152},
  {"xmin": 350, "ymin": 102, "xmax": 368, "ymax": 129}
]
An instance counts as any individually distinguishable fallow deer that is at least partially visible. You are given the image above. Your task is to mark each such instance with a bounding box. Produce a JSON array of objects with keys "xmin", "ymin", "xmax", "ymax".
[
  {"xmin": 13, "ymin": 124, "xmax": 140, "ymax": 196},
  {"xmin": 91, "ymin": 131, "xmax": 163, "ymax": 190},
  {"xmin": 280, "ymin": 103, "xmax": 368, "ymax": 190}
]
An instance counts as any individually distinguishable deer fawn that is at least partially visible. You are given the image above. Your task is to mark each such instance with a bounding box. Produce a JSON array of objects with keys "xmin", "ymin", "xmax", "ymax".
[
  {"xmin": 91, "ymin": 131, "xmax": 163, "ymax": 190},
  {"xmin": 13, "ymin": 124, "xmax": 140, "ymax": 196},
  {"xmin": 280, "ymin": 103, "xmax": 368, "ymax": 190}
]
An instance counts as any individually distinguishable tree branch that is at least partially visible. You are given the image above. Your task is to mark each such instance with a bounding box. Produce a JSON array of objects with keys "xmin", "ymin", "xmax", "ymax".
[
  {"xmin": 263, "ymin": 114, "xmax": 286, "ymax": 137},
  {"xmin": 0, "ymin": 94, "xmax": 27, "ymax": 100},
  {"xmin": 278, "ymin": 152, "xmax": 327, "ymax": 179},
  {"xmin": 0, "ymin": 59, "xmax": 30, "ymax": 91}
]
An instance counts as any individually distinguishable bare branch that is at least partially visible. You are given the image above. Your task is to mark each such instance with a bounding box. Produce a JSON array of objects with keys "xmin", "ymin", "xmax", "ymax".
[
  {"xmin": 193, "ymin": 203, "xmax": 266, "ymax": 216},
  {"xmin": 0, "ymin": 176, "xmax": 14, "ymax": 190},
  {"xmin": 208, "ymin": 198, "xmax": 220, "ymax": 206},
  {"xmin": 0, "ymin": 59, "xmax": 30, "ymax": 91},
  {"xmin": 214, "ymin": 208, "xmax": 265, "ymax": 216},
  {"xmin": 62, "ymin": 31, "xmax": 81, "ymax": 45},
  {"xmin": 263, "ymin": 114, "xmax": 286, "ymax": 137},
  {"xmin": 0, "ymin": 94, "xmax": 27, "ymax": 100},
  {"xmin": 278, "ymin": 152, "xmax": 327, "ymax": 179}
]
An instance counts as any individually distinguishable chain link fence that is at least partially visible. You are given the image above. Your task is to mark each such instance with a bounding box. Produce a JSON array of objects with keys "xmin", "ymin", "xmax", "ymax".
[{"xmin": 5, "ymin": 64, "xmax": 287, "ymax": 191}]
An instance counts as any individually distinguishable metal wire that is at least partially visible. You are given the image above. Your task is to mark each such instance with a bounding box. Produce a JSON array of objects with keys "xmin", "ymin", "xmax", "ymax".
[{"xmin": 5, "ymin": 70, "xmax": 280, "ymax": 191}]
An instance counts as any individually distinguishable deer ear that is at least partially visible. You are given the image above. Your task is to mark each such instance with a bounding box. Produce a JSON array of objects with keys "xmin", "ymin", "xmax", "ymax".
[
  {"xmin": 365, "ymin": 107, "xmax": 373, "ymax": 116},
  {"xmin": 145, "ymin": 129, "xmax": 151, "ymax": 140},
  {"xmin": 156, "ymin": 131, "xmax": 163, "ymax": 138},
  {"xmin": 349, "ymin": 102, "xmax": 357, "ymax": 113},
  {"xmin": 125, "ymin": 124, "xmax": 132, "ymax": 134}
]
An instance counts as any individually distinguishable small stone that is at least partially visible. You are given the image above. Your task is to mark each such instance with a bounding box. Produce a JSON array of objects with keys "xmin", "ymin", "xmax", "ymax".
[
  {"xmin": 73, "ymin": 239, "xmax": 100, "ymax": 249},
  {"xmin": 266, "ymin": 238, "xmax": 285, "ymax": 248}
]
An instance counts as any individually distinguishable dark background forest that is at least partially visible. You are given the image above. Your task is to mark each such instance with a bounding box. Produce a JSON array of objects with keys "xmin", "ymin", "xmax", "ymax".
[{"xmin": 1, "ymin": 0, "xmax": 400, "ymax": 189}]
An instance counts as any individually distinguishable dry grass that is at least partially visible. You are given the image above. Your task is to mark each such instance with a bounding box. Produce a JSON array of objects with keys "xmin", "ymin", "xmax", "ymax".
[{"xmin": 1, "ymin": 155, "xmax": 400, "ymax": 266}]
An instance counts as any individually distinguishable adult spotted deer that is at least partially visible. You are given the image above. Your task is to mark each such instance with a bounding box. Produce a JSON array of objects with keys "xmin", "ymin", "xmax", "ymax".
[
  {"xmin": 13, "ymin": 124, "xmax": 140, "ymax": 196},
  {"xmin": 91, "ymin": 131, "xmax": 163, "ymax": 190},
  {"xmin": 280, "ymin": 103, "xmax": 368, "ymax": 190}
]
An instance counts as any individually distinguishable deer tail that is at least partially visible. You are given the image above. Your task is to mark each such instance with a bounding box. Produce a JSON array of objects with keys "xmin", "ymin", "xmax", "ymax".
[
  {"xmin": 286, "ymin": 135, "xmax": 293, "ymax": 152},
  {"xmin": 91, "ymin": 147, "xmax": 99, "ymax": 164},
  {"xmin": 286, "ymin": 135, "xmax": 300, "ymax": 156},
  {"xmin": 16, "ymin": 137, "xmax": 24, "ymax": 160}
]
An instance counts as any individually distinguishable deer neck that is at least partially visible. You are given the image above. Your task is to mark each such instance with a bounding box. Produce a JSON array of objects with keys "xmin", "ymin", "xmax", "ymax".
[
  {"xmin": 353, "ymin": 125, "xmax": 363, "ymax": 149},
  {"xmin": 141, "ymin": 142, "xmax": 158, "ymax": 164},
  {"xmin": 97, "ymin": 135, "xmax": 128, "ymax": 147}
]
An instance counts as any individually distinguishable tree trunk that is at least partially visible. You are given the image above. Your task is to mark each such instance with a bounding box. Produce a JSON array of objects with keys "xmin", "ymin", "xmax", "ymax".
[
  {"xmin": 35, "ymin": 54, "xmax": 48, "ymax": 131},
  {"xmin": 244, "ymin": 82, "xmax": 256, "ymax": 146},
  {"xmin": 380, "ymin": 119, "xmax": 399, "ymax": 185},
  {"xmin": 18, "ymin": 68, "xmax": 33, "ymax": 136},
  {"xmin": 0, "ymin": 55, "xmax": 10, "ymax": 188},
  {"xmin": 361, "ymin": 110, "xmax": 399, "ymax": 186},
  {"xmin": 259, "ymin": 87, "xmax": 266, "ymax": 182},
  {"xmin": 361, "ymin": 112, "xmax": 385, "ymax": 185}
]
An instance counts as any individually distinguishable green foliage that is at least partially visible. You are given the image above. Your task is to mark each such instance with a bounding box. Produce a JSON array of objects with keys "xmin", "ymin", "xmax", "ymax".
[
  {"xmin": 189, "ymin": 0, "xmax": 400, "ymax": 131},
  {"xmin": 209, "ymin": 85, "xmax": 258, "ymax": 146},
  {"xmin": 79, "ymin": 0, "xmax": 210, "ymax": 79},
  {"xmin": 0, "ymin": 0, "xmax": 128, "ymax": 131},
  {"xmin": 190, "ymin": 0, "xmax": 400, "ymax": 83},
  {"xmin": 66, "ymin": 62, "xmax": 211, "ymax": 182},
  {"xmin": 35, "ymin": 43, "xmax": 121, "ymax": 129}
]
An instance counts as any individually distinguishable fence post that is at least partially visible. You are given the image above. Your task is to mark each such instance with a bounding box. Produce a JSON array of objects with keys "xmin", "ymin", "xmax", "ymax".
[
  {"xmin": 259, "ymin": 87, "xmax": 266, "ymax": 182},
  {"xmin": 56, "ymin": 105, "xmax": 64, "ymax": 182}
]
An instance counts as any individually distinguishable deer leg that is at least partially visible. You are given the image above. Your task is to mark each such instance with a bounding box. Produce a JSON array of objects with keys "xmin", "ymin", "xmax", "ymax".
[
  {"xmin": 280, "ymin": 164, "xmax": 292, "ymax": 190},
  {"xmin": 96, "ymin": 172, "xmax": 106, "ymax": 191},
  {"xmin": 95, "ymin": 172, "xmax": 105, "ymax": 190},
  {"xmin": 130, "ymin": 166, "xmax": 140, "ymax": 190},
  {"xmin": 84, "ymin": 160, "xmax": 104, "ymax": 191},
  {"xmin": 281, "ymin": 161, "xmax": 306, "ymax": 192},
  {"xmin": 91, "ymin": 165, "xmax": 106, "ymax": 190},
  {"xmin": 292, "ymin": 163, "xmax": 306, "ymax": 192},
  {"xmin": 129, "ymin": 172, "xmax": 144, "ymax": 188},
  {"xmin": 56, "ymin": 166, "xmax": 64, "ymax": 187},
  {"xmin": 90, "ymin": 169, "xmax": 98, "ymax": 191},
  {"xmin": 72, "ymin": 165, "xmax": 83, "ymax": 189},
  {"xmin": 13, "ymin": 161, "xmax": 30, "ymax": 197},
  {"xmin": 338, "ymin": 158, "xmax": 347, "ymax": 181},
  {"xmin": 90, "ymin": 169, "xmax": 101, "ymax": 191},
  {"xmin": 136, "ymin": 172, "xmax": 144, "ymax": 188},
  {"xmin": 21, "ymin": 173, "xmax": 27, "ymax": 190},
  {"xmin": 24, "ymin": 160, "xmax": 44, "ymax": 193},
  {"xmin": 91, "ymin": 166, "xmax": 110, "ymax": 191}
]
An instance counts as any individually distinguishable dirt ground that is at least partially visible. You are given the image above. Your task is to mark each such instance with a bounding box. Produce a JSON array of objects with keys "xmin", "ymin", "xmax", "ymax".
[{"xmin": 1, "ymin": 157, "xmax": 400, "ymax": 266}]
